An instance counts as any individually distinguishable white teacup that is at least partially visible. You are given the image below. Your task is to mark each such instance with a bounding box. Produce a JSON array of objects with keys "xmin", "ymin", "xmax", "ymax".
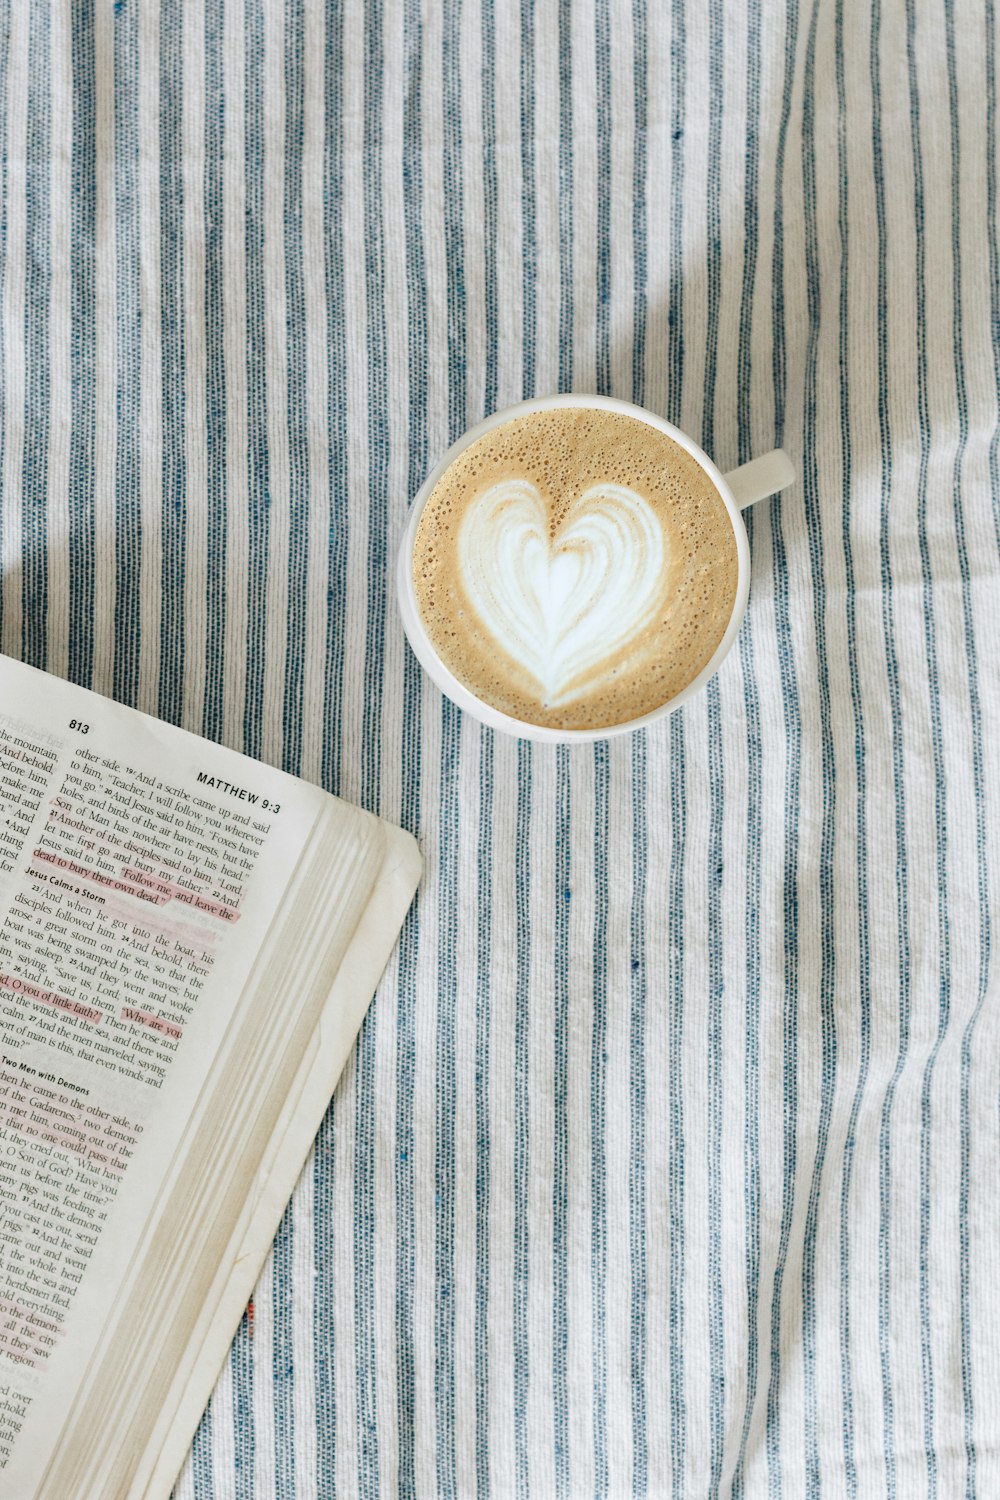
[{"xmin": 396, "ymin": 394, "xmax": 794, "ymax": 742}]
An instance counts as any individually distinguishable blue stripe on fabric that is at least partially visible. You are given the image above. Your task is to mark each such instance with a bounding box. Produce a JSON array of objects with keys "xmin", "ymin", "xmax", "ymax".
[
  {"xmin": 113, "ymin": 0, "xmax": 141, "ymax": 707},
  {"xmin": 272, "ymin": 1198, "xmax": 295, "ymax": 1499},
  {"xmin": 443, "ymin": 0, "xmax": 466, "ymax": 443},
  {"xmin": 515, "ymin": 12, "xmax": 536, "ymax": 1490},
  {"xmin": 201, "ymin": 0, "xmax": 227, "ymax": 745},
  {"xmin": 667, "ymin": 711, "xmax": 686, "ymax": 1500},
  {"xmin": 701, "ymin": 0, "xmax": 722, "ymax": 464},
  {"xmin": 827, "ymin": 3, "xmax": 872, "ymax": 1497},
  {"xmin": 395, "ymin": 0, "xmax": 427, "ymax": 1490},
  {"xmin": 435, "ymin": 3, "xmax": 469, "ymax": 1492},
  {"xmin": 230, "ymin": 1298, "xmax": 254, "ymax": 1500},
  {"xmin": 988, "ymin": 0, "xmax": 1000, "ymax": 559},
  {"xmin": 434, "ymin": 687, "xmax": 461, "ymax": 1500},
  {"xmin": 592, "ymin": 740, "xmax": 610, "ymax": 1497},
  {"xmin": 730, "ymin": 0, "xmax": 763, "ymax": 1489},
  {"xmin": 798, "ymin": 2, "xmax": 839, "ymax": 1492},
  {"xmin": 702, "ymin": 0, "xmax": 726, "ymax": 1489},
  {"xmin": 969, "ymin": 9, "xmax": 1000, "ymax": 1495},
  {"xmin": 904, "ymin": 4, "xmax": 950, "ymax": 1490},
  {"xmin": 942, "ymin": 3, "xmax": 990, "ymax": 1492},
  {"xmin": 553, "ymin": 743, "xmax": 570, "ymax": 1500},
  {"xmin": 706, "ymin": 675, "xmax": 726, "ymax": 1500},
  {"xmin": 188, "ymin": 1393, "xmax": 215, "ymax": 1497},
  {"xmin": 764, "ymin": 0, "xmax": 803, "ymax": 1490},
  {"xmin": 558, "ymin": 0, "xmax": 572, "ymax": 397},
  {"xmin": 869, "ymin": 0, "xmax": 910, "ymax": 1481},
  {"xmin": 314, "ymin": 0, "xmax": 345, "ymax": 1481},
  {"xmin": 631, "ymin": 0, "xmax": 648, "ymax": 402},
  {"xmin": 361, "ymin": 0, "xmax": 390, "ymax": 812},
  {"xmin": 769, "ymin": 0, "xmax": 799, "ymax": 453},
  {"xmin": 475, "ymin": 728, "xmax": 494, "ymax": 1500},
  {"xmin": 473, "ymin": 10, "xmax": 495, "ymax": 1499},
  {"xmin": 732, "ymin": 603, "xmax": 763, "ymax": 1500},
  {"xmin": 553, "ymin": 7, "xmax": 573, "ymax": 1460},
  {"xmin": 443, "ymin": 0, "xmax": 466, "ymax": 575},
  {"xmin": 552, "ymin": 27, "xmax": 575, "ymax": 1420},
  {"xmin": 354, "ymin": 988, "xmax": 383, "ymax": 1500},
  {"xmin": 69, "ymin": 0, "xmax": 96, "ymax": 688},
  {"xmin": 514, "ymin": 738, "xmax": 533, "ymax": 1498},
  {"xmin": 159, "ymin": 0, "xmax": 186, "ymax": 724},
  {"xmin": 393, "ymin": 910, "xmax": 422, "ymax": 1500},
  {"xmin": 313, "ymin": 1118, "xmax": 338, "ymax": 1488},
  {"xmin": 665, "ymin": 8, "xmax": 687, "ymax": 1491},
  {"xmin": 733, "ymin": 0, "xmax": 760, "ymax": 488},
  {"xmin": 666, "ymin": 0, "xmax": 684, "ymax": 417},
  {"xmin": 354, "ymin": 991, "xmax": 381, "ymax": 1500},
  {"xmin": 590, "ymin": 6, "xmax": 609, "ymax": 1496},
  {"xmin": 629, "ymin": 730, "xmax": 648, "ymax": 1500},
  {"xmin": 242, "ymin": 0, "xmax": 268, "ymax": 762},
  {"xmin": 481, "ymin": 0, "xmax": 498, "ymax": 420},
  {"xmin": 629, "ymin": 5, "xmax": 649, "ymax": 1491},
  {"xmin": 22, "ymin": 0, "xmax": 51, "ymax": 671},
  {"xmin": 355, "ymin": 0, "xmax": 392, "ymax": 1486},
  {"xmin": 594, "ymin": 0, "xmax": 610, "ymax": 398},
  {"xmin": 393, "ymin": 821, "xmax": 421, "ymax": 1500},
  {"xmin": 282, "ymin": 0, "xmax": 308, "ymax": 775},
  {"xmin": 321, "ymin": 0, "xmax": 348, "ymax": 802},
  {"xmin": 762, "ymin": 485, "xmax": 802, "ymax": 1500},
  {"xmin": 520, "ymin": 0, "xmax": 536, "ymax": 400}
]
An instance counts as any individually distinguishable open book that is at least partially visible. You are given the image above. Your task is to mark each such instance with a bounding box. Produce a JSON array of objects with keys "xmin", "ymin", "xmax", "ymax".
[{"xmin": 0, "ymin": 655, "xmax": 421, "ymax": 1498}]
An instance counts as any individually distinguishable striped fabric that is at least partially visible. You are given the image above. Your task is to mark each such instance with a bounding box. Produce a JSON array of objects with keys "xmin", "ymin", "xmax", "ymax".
[{"xmin": 2, "ymin": 0, "xmax": 997, "ymax": 1494}]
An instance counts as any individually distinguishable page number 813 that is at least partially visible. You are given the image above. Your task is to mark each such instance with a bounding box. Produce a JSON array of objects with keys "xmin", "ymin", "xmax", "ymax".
[{"xmin": 69, "ymin": 719, "xmax": 90, "ymax": 734}]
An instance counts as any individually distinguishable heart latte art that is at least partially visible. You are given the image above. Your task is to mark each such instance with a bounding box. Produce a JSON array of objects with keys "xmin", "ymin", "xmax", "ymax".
[
  {"xmin": 410, "ymin": 407, "xmax": 739, "ymax": 731},
  {"xmin": 458, "ymin": 479, "xmax": 668, "ymax": 707}
]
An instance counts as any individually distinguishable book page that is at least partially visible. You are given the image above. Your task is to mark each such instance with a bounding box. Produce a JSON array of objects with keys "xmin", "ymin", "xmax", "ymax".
[{"xmin": 0, "ymin": 657, "xmax": 326, "ymax": 1490}]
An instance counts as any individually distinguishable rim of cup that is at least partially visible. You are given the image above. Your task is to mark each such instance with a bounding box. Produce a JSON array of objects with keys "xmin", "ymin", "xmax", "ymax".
[{"xmin": 396, "ymin": 393, "xmax": 752, "ymax": 743}]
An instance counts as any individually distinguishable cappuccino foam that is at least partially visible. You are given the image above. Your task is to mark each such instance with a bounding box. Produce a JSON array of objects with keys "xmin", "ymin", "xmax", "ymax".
[{"xmin": 411, "ymin": 407, "xmax": 739, "ymax": 731}]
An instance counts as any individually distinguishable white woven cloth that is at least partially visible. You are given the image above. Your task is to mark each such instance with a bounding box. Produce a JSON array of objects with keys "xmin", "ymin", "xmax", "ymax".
[{"xmin": 2, "ymin": 0, "xmax": 998, "ymax": 1494}]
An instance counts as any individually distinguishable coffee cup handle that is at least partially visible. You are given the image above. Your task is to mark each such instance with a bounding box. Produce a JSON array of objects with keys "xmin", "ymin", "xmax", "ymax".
[{"xmin": 722, "ymin": 449, "xmax": 795, "ymax": 511}]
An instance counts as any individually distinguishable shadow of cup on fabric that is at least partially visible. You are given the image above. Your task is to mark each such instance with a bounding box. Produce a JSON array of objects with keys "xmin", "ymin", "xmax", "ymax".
[
  {"xmin": 589, "ymin": 64, "xmax": 885, "ymax": 1495},
  {"xmin": 597, "ymin": 72, "xmax": 861, "ymax": 616}
]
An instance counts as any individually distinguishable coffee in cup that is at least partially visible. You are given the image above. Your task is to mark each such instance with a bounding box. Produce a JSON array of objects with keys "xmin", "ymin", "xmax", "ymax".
[{"xmin": 410, "ymin": 405, "xmax": 739, "ymax": 732}]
